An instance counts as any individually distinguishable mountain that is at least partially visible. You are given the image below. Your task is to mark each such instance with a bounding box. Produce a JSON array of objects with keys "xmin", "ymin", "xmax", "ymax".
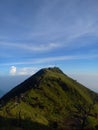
[{"xmin": 0, "ymin": 67, "xmax": 98, "ymax": 130}]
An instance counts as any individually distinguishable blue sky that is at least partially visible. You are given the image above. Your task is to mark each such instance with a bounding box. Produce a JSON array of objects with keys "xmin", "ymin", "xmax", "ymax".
[{"xmin": 0, "ymin": 0, "xmax": 98, "ymax": 92}]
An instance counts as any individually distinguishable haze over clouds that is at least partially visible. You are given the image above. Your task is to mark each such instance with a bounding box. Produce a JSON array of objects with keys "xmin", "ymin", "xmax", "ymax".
[{"xmin": 0, "ymin": 0, "xmax": 98, "ymax": 93}]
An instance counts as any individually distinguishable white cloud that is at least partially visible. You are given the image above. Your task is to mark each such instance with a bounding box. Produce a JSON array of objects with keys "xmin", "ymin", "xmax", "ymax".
[
  {"xmin": 0, "ymin": 42, "xmax": 61, "ymax": 52},
  {"xmin": 2, "ymin": 54, "xmax": 98, "ymax": 67},
  {"xmin": 0, "ymin": 18, "xmax": 98, "ymax": 55},
  {"xmin": 10, "ymin": 66, "xmax": 17, "ymax": 75},
  {"xmin": 25, "ymin": 42, "xmax": 61, "ymax": 51},
  {"xmin": 9, "ymin": 66, "xmax": 40, "ymax": 76},
  {"xmin": 30, "ymin": 54, "xmax": 98, "ymax": 64},
  {"xmin": 16, "ymin": 67, "xmax": 38, "ymax": 75}
]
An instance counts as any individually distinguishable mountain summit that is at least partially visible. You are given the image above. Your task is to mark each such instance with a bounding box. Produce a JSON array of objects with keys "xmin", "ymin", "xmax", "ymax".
[{"xmin": 0, "ymin": 67, "xmax": 98, "ymax": 130}]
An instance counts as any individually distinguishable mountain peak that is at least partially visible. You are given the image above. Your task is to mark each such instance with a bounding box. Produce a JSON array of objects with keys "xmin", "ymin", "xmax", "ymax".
[
  {"xmin": 35, "ymin": 67, "xmax": 63, "ymax": 75},
  {"xmin": 46, "ymin": 67, "xmax": 63, "ymax": 73}
]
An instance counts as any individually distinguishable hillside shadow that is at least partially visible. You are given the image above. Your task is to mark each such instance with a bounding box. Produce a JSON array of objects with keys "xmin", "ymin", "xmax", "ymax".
[
  {"xmin": 0, "ymin": 115, "xmax": 98, "ymax": 130},
  {"xmin": 0, "ymin": 116, "xmax": 54, "ymax": 130}
]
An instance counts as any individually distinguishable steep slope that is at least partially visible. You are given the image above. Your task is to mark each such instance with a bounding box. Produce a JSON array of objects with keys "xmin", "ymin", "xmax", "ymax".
[{"xmin": 0, "ymin": 67, "xmax": 98, "ymax": 130}]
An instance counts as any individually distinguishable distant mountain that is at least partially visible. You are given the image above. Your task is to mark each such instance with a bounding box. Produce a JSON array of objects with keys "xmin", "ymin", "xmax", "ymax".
[
  {"xmin": 0, "ymin": 89, "xmax": 4, "ymax": 97},
  {"xmin": 0, "ymin": 75, "xmax": 29, "ymax": 93},
  {"xmin": 0, "ymin": 67, "xmax": 98, "ymax": 130}
]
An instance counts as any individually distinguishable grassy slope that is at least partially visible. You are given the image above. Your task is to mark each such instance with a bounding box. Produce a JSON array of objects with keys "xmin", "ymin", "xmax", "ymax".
[{"xmin": 0, "ymin": 67, "xmax": 98, "ymax": 130}]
